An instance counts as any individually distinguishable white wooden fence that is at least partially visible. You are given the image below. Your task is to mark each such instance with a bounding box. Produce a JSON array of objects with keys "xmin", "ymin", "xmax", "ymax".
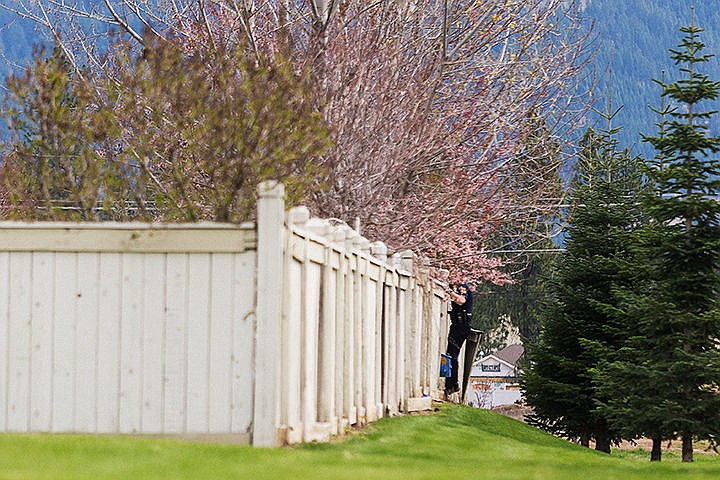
[{"xmin": 0, "ymin": 181, "xmax": 463, "ymax": 446}]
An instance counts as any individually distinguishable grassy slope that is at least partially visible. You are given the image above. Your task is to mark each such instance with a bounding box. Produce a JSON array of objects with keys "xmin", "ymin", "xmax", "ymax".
[{"xmin": 0, "ymin": 405, "xmax": 717, "ymax": 480}]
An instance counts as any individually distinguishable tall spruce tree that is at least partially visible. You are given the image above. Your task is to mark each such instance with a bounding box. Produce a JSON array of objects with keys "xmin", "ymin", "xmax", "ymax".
[
  {"xmin": 592, "ymin": 74, "xmax": 673, "ymax": 463},
  {"xmin": 522, "ymin": 120, "xmax": 645, "ymax": 453},
  {"xmin": 597, "ymin": 13, "xmax": 720, "ymax": 463},
  {"xmin": 592, "ymin": 216, "xmax": 677, "ymax": 461}
]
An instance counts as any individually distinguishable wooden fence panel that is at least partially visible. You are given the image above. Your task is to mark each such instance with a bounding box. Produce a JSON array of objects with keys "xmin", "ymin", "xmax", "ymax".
[
  {"xmin": 317, "ymin": 253, "xmax": 337, "ymax": 431},
  {"xmin": 186, "ymin": 254, "xmax": 211, "ymax": 433},
  {"xmin": 363, "ymin": 274, "xmax": 378, "ymax": 421},
  {"xmin": 119, "ymin": 253, "xmax": 144, "ymax": 433},
  {"xmin": 0, "ymin": 252, "xmax": 8, "ymax": 432},
  {"xmin": 8, "ymin": 252, "xmax": 31, "ymax": 432},
  {"xmin": 343, "ymin": 254, "xmax": 356, "ymax": 425},
  {"xmin": 282, "ymin": 257, "xmax": 303, "ymax": 442},
  {"xmin": 0, "ymin": 194, "xmax": 455, "ymax": 446},
  {"xmin": 0, "ymin": 223, "xmax": 256, "ymax": 438},
  {"xmin": 52, "ymin": 253, "xmax": 77, "ymax": 432},
  {"xmin": 302, "ymin": 260, "xmax": 322, "ymax": 441},
  {"xmin": 208, "ymin": 254, "xmax": 234, "ymax": 433},
  {"xmin": 332, "ymin": 253, "xmax": 346, "ymax": 431}
]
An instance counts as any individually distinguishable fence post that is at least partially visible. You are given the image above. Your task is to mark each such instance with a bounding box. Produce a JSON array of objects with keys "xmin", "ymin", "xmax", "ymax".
[
  {"xmin": 328, "ymin": 227, "xmax": 347, "ymax": 433},
  {"xmin": 253, "ymin": 181, "xmax": 285, "ymax": 446}
]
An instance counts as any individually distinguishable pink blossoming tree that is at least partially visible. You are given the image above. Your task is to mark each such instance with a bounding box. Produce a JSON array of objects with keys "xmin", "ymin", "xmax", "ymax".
[{"xmin": 3, "ymin": 0, "xmax": 595, "ymax": 282}]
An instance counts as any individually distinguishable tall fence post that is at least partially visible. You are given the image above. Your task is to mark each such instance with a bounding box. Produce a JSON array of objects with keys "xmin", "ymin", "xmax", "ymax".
[{"xmin": 253, "ymin": 181, "xmax": 285, "ymax": 446}]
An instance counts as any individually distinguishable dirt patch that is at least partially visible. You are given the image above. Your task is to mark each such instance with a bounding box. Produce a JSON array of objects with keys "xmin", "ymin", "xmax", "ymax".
[
  {"xmin": 491, "ymin": 403, "xmax": 534, "ymax": 422},
  {"xmin": 614, "ymin": 438, "xmax": 719, "ymax": 455}
]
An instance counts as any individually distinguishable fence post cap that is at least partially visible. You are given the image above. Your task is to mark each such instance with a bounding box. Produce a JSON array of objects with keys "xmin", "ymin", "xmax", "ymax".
[
  {"xmin": 354, "ymin": 236, "xmax": 371, "ymax": 252},
  {"xmin": 370, "ymin": 241, "xmax": 388, "ymax": 262},
  {"xmin": 398, "ymin": 250, "xmax": 414, "ymax": 273},
  {"xmin": 287, "ymin": 206, "xmax": 311, "ymax": 225},
  {"xmin": 370, "ymin": 241, "xmax": 387, "ymax": 253},
  {"xmin": 344, "ymin": 226, "xmax": 359, "ymax": 240},
  {"xmin": 258, "ymin": 180, "xmax": 284, "ymax": 198},
  {"xmin": 329, "ymin": 226, "xmax": 347, "ymax": 244},
  {"xmin": 305, "ymin": 217, "xmax": 333, "ymax": 236}
]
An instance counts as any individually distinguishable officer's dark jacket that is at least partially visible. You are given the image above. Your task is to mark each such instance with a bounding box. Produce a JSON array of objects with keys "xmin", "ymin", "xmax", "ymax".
[{"xmin": 449, "ymin": 284, "xmax": 473, "ymax": 325}]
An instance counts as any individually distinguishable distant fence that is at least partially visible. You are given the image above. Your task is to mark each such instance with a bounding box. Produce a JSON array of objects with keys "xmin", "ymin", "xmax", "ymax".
[{"xmin": 0, "ymin": 182, "xmax": 463, "ymax": 446}]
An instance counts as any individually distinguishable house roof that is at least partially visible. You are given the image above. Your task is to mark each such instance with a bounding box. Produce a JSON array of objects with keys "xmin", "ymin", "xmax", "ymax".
[
  {"xmin": 493, "ymin": 344, "xmax": 524, "ymax": 366},
  {"xmin": 472, "ymin": 344, "xmax": 525, "ymax": 372}
]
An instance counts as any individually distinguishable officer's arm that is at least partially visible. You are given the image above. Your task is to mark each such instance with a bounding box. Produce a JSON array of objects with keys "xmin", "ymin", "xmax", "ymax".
[{"xmin": 448, "ymin": 290, "xmax": 466, "ymax": 305}]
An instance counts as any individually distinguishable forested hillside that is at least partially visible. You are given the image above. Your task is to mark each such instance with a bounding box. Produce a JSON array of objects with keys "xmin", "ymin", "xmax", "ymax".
[
  {"xmin": 2, "ymin": 1, "xmax": 720, "ymax": 157},
  {"xmin": 583, "ymin": 0, "xmax": 720, "ymax": 156}
]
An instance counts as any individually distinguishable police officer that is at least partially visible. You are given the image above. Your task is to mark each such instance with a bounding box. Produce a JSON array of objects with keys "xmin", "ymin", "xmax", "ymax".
[{"xmin": 444, "ymin": 283, "xmax": 473, "ymax": 397}]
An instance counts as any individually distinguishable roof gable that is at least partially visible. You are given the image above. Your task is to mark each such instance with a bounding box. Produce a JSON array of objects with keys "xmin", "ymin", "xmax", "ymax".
[
  {"xmin": 476, "ymin": 354, "xmax": 515, "ymax": 370},
  {"xmin": 494, "ymin": 344, "xmax": 524, "ymax": 366}
]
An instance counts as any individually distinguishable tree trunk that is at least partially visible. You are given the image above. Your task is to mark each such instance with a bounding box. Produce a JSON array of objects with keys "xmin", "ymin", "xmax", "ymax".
[
  {"xmin": 682, "ymin": 434, "xmax": 694, "ymax": 463},
  {"xmin": 580, "ymin": 432, "xmax": 590, "ymax": 448},
  {"xmin": 650, "ymin": 437, "xmax": 662, "ymax": 462},
  {"xmin": 276, "ymin": 0, "xmax": 291, "ymax": 53},
  {"xmin": 594, "ymin": 431, "xmax": 611, "ymax": 454}
]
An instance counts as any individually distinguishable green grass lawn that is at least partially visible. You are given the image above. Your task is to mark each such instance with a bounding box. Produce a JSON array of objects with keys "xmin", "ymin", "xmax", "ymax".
[{"xmin": 0, "ymin": 404, "xmax": 718, "ymax": 480}]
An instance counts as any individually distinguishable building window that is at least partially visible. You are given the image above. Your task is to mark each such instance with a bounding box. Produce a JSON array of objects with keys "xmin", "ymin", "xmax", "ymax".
[{"xmin": 481, "ymin": 363, "xmax": 501, "ymax": 372}]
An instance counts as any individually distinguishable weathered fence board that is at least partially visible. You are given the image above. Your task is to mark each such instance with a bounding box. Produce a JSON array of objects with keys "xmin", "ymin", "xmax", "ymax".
[
  {"xmin": 30, "ymin": 252, "xmax": 53, "ymax": 432},
  {"xmin": 97, "ymin": 253, "xmax": 122, "ymax": 433},
  {"xmin": 230, "ymin": 251, "xmax": 256, "ymax": 435},
  {"xmin": 141, "ymin": 253, "xmax": 165, "ymax": 433}
]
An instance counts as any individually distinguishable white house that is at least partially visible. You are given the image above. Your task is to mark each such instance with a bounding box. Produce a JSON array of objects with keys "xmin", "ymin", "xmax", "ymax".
[{"xmin": 467, "ymin": 344, "xmax": 524, "ymax": 409}]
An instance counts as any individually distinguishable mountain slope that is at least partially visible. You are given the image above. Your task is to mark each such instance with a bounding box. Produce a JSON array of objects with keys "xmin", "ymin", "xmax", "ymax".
[
  {"xmin": 582, "ymin": 0, "xmax": 720, "ymax": 157},
  {"xmin": 0, "ymin": 8, "xmax": 36, "ymax": 81},
  {"xmin": 2, "ymin": 1, "xmax": 720, "ymax": 161}
]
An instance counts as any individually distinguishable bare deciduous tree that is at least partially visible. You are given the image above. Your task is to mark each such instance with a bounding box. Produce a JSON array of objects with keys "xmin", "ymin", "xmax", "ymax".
[
  {"xmin": 1, "ymin": 38, "xmax": 331, "ymax": 222},
  {"xmin": 2, "ymin": 0, "xmax": 596, "ymax": 281}
]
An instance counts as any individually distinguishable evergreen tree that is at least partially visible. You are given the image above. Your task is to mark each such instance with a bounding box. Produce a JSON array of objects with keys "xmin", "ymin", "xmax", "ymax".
[
  {"xmin": 593, "ymin": 223, "xmax": 684, "ymax": 462},
  {"xmin": 523, "ymin": 120, "xmax": 645, "ymax": 453},
  {"xmin": 592, "ymin": 75, "xmax": 674, "ymax": 464},
  {"xmin": 597, "ymin": 13, "xmax": 720, "ymax": 463}
]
